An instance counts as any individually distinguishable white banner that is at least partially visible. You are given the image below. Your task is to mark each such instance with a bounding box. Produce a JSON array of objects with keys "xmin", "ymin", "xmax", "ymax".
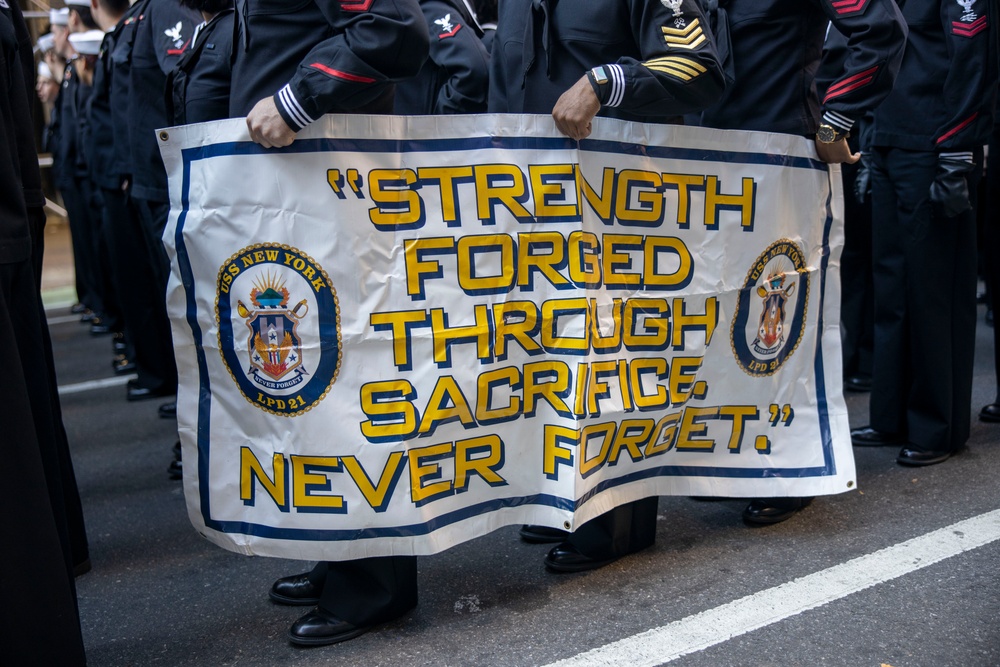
[{"xmin": 160, "ymin": 114, "xmax": 852, "ymax": 560}]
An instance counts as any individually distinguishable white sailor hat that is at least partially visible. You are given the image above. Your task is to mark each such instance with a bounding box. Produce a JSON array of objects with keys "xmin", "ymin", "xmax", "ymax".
[
  {"xmin": 37, "ymin": 33, "xmax": 55, "ymax": 53},
  {"xmin": 69, "ymin": 29, "xmax": 105, "ymax": 56},
  {"xmin": 65, "ymin": 0, "xmax": 93, "ymax": 7},
  {"xmin": 49, "ymin": 8, "xmax": 69, "ymax": 25},
  {"xmin": 38, "ymin": 61, "xmax": 54, "ymax": 81}
]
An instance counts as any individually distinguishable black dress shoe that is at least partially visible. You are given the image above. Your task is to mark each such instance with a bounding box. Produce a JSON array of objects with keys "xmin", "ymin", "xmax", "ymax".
[
  {"xmin": 850, "ymin": 426, "xmax": 902, "ymax": 447},
  {"xmin": 544, "ymin": 542, "xmax": 617, "ymax": 573},
  {"xmin": 979, "ymin": 403, "xmax": 1000, "ymax": 423},
  {"xmin": 79, "ymin": 309, "xmax": 95, "ymax": 323},
  {"xmin": 844, "ymin": 375, "xmax": 872, "ymax": 392},
  {"xmin": 112, "ymin": 357, "xmax": 137, "ymax": 375},
  {"xmin": 70, "ymin": 302, "xmax": 88, "ymax": 315},
  {"xmin": 159, "ymin": 401, "xmax": 177, "ymax": 419},
  {"xmin": 168, "ymin": 444, "xmax": 182, "ymax": 480},
  {"xmin": 897, "ymin": 447, "xmax": 952, "ymax": 467},
  {"xmin": 111, "ymin": 332, "xmax": 128, "ymax": 355},
  {"xmin": 288, "ymin": 608, "xmax": 370, "ymax": 647},
  {"xmin": 742, "ymin": 497, "xmax": 812, "ymax": 526},
  {"xmin": 125, "ymin": 379, "xmax": 175, "ymax": 402},
  {"xmin": 519, "ymin": 524, "xmax": 569, "ymax": 544},
  {"xmin": 270, "ymin": 573, "xmax": 322, "ymax": 606},
  {"xmin": 90, "ymin": 319, "xmax": 112, "ymax": 335}
]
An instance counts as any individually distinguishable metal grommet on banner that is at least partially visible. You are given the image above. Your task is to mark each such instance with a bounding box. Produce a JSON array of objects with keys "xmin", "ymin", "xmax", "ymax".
[
  {"xmin": 159, "ymin": 131, "xmax": 169, "ymax": 141},
  {"xmin": 847, "ymin": 481, "xmax": 855, "ymax": 488},
  {"xmin": 563, "ymin": 521, "xmax": 571, "ymax": 530}
]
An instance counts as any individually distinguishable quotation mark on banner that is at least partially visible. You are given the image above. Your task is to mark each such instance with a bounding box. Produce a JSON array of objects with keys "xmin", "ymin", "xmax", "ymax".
[
  {"xmin": 327, "ymin": 169, "xmax": 365, "ymax": 199},
  {"xmin": 767, "ymin": 403, "xmax": 794, "ymax": 427}
]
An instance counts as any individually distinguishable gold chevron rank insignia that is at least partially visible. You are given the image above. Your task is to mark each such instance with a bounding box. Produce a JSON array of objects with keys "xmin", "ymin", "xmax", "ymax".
[
  {"xmin": 661, "ymin": 18, "xmax": 706, "ymax": 50},
  {"xmin": 643, "ymin": 55, "xmax": 707, "ymax": 81}
]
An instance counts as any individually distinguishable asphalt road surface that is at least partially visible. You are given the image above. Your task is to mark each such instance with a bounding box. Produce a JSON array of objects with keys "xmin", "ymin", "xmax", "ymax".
[{"xmin": 48, "ymin": 304, "xmax": 1000, "ymax": 667}]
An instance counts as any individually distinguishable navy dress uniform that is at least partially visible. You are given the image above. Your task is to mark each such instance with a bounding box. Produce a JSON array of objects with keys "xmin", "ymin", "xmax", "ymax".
[
  {"xmin": 692, "ymin": 0, "xmax": 908, "ymax": 525},
  {"xmin": 118, "ymin": 0, "xmax": 201, "ymax": 402},
  {"xmin": 0, "ymin": 3, "xmax": 87, "ymax": 664},
  {"xmin": 231, "ymin": 0, "xmax": 429, "ymax": 647},
  {"xmin": 488, "ymin": 0, "xmax": 726, "ymax": 573},
  {"xmin": 393, "ymin": 0, "xmax": 490, "ymax": 114},
  {"xmin": 167, "ymin": 7, "xmax": 234, "ymax": 125},
  {"xmin": 852, "ymin": 0, "xmax": 999, "ymax": 465}
]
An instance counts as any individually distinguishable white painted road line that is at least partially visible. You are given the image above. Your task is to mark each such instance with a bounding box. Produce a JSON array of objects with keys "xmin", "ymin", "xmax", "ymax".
[
  {"xmin": 47, "ymin": 314, "xmax": 84, "ymax": 326},
  {"xmin": 543, "ymin": 509, "xmax": 1000, "ymax": 667},
  {"xmin": 58, "ymin": 375, "xmax": 135, "ymax": 396}
]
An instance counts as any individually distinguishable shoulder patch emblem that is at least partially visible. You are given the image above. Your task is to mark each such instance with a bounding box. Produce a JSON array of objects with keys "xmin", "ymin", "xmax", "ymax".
[
  {"xmin": 957, "ymin": 0, "xmax": 979, "ymax": 22},
  {"xmin": 435, "ymin": 13, "xmax": 462, "ymax": 38},
  {"xmin": 830, "ymin": 0, "xmax": 870, "ymax": 15}
]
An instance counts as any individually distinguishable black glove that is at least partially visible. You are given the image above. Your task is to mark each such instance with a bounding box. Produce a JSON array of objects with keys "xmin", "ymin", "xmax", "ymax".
[
  {"xmin": 929, "ymin": 154, "xmax": 975, "ymax": 218},
  {"xmin": 853, "ymin": 154, "xmax": 872, "ymax": 204}
]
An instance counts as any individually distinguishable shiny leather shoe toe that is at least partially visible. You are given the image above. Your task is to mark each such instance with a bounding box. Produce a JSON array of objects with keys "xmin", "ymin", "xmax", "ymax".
[
  {"xmin": 519, "ymin": 524, "xmax": 569, "ymax": 544},
  {"xmin": 544, "ymin": 542, "xmax": 617, "ymax": 573},
  {"xmin": 897, "ymin": 447, "xmax": 951, "ymax": 467},
  {"xmin": 112, "ymin": 357, "xmax": 137, "ymax": 375},
  {"xmin": 159, "ymin": 401, "xmax": 177, "ymax": 419},
  {"xmin": 979, "ymin": 403, "xmax": 1000, "ymax": 423},
  {"xmin": 844, "ymin": 375, "xmax": 872, "ymax": 392},
  {"xmin": 742, "ymin": 497, "xmax": 812, "ymax": 526},
  {"xmin": 126, "ymin": 379, "xmax": 175, "ymax": 402},
  {"xmin": 90, "ymin": 320, "xmax": 112, "ymax": 335},
  {"xmin": 168, "ymin": 445, "xmax": 182, "ymax": 480},
  {"xmin": 288, "ymin": 608, "xmax": 370, "ymax": 647},
  {"xmin": 850, "ymin": 426, "xmax": 902, "ymax": 447},
  {"xmin": 270, "ymin": 573, "xmax": 322, "ymax": 606}
]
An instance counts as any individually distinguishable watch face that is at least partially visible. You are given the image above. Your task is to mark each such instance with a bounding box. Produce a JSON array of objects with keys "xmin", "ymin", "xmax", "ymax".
[
  {"xmin": 817, "ymin": 125, "xmax": 837, "ymax": 143},
  {"xmin": 591, "ymin": 66, "xmax": 608, "ymax": 85}
]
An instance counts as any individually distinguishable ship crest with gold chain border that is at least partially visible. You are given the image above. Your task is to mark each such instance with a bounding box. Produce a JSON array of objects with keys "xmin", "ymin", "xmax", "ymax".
[
  {"xmin": 731, "ymin": 239, "xmax": 810, "ymax": 377},
  {"xmin": 216, "ymin": 243, "xmax": 341, "ymax": 417}
]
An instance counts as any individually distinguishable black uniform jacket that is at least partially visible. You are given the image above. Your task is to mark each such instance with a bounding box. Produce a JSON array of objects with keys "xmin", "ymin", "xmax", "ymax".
[
  {"xmin": 488, "ymin": 0, "xmax": 726, "ymax": 121},
  {"xmin": 698, "ymin": 0, "xmax": 907, "ymax": 136},
  {"xmin": 0, "ymin": 1, "xmax": 36, "ymax": 264},
  {"xmin": 871, "ymin": 0, "xmax": 998, "ymax": 152},
  {"xmin": 108, "ymin": 2, "xmax": 145, "ymax": 189},
  {"xmin": 230, "ymin": 0, "xmax": 430, "ymax": 128},
  {"xmin": 84, "ymin": 8, "xmax": 141, "ymax": 192},
  {"xmin": 168, "ymin": 9, "xmax": 235, "ymax": 125},
  {"xmin": 54, "ymin": 65, "xmax": 83, "ymax": 190},
  {"xmin": 393, "ymin": 0, "xmax": 490, "ymax": 114},
  {"xmin": 127, "ymin": 0, "xmax": 201, "ymax": 201}
]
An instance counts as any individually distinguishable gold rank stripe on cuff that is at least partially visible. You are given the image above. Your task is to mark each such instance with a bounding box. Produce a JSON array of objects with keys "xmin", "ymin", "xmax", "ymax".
[
  {"xmin": 661, "ymin": 18, "xmax": 706, "ymax": 50},
  {"xmin": 643, "ymin": 55, "xmax": 707, "ymax": 82}
]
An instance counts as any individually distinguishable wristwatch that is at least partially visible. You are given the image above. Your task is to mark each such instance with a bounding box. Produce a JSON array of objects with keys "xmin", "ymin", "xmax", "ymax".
[
  {"xmin": 586, "ymin": 66, "xmax": 610, "ymax": 104},
  {"xmin": 816, "ymin": 123, "xmax": 849, "ymax": 144}
]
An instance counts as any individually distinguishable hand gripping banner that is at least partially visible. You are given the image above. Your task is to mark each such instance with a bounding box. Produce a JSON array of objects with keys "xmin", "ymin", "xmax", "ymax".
[{"xmin": 159, "ymin": 114, "xmax": 853, "ymax": 560}]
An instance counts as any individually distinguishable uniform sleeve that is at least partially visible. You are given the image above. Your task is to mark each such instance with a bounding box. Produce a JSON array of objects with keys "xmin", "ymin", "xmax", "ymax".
[
  {"xmin": 422, "ymin": 0, "xmax": 490, "ymax": 114},
  {"xmin": 274, "ymin": 0, "xmax": 430, "ymax": 131},
  {"xmin": 934, "ymin": 0, "xmax": 996, "ymax": 155},
  {"xmin": 149, "ymin": 2, "xmax": 202, "ymax": 77},
  {"xmin": 11, "ymin": 3, "xmax": 42, "ymax": 209},
  {"xmin": 594, "ymin": 0, "xmax": 725, "ymax": 117},
  {"xmin": 819, "ymin": 0, "xmax": 907, "ymax": 136}
]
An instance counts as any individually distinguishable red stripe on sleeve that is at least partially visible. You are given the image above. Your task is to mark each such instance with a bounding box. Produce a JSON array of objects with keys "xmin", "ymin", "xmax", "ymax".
[
  {"xmin": 309, "ymin": 62, "xmax": 377, "ymax": 83},
  {"xmin": 936, "ymin": 113, "xmax": 979, "ymax": 144}
]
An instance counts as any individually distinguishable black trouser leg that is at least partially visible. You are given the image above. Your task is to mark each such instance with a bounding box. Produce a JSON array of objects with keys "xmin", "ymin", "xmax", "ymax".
[
  {"xmin": 315, "ymin": 557, "xmax": 418, "ymax": 626},
  {"xmin": 566, "ymin": 497, "xmax": 658, "ymax": 561},
  {"xmin": 839, "ymin": 159, "xmax": 875, "ymax": 379}
]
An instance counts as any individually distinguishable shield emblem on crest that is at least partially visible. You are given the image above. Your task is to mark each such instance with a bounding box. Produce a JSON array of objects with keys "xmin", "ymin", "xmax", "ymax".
[{"xmin": 247, "ymin": 311, "xmax": 303, "ymax": 381}]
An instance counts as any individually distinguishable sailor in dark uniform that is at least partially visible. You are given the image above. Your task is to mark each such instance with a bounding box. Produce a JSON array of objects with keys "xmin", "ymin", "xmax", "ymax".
[
  {"xmin": 232, "ymin": 0, "xmax": 429, "ymax": 646},
  {"xmin": 691, "ymin": 0, "xmax": 908, "ymax": 525},
  {"xmin": 489, "ymin": 0, "xmax": 726, "ymax": 572},
  {"xmin": 393, "ymin": 0, "xmax": 490, "ymax": 114},
  {"xmin": 851, "ymin": 0, "xmax": 998, "ymax": 467},
  {"xmin": 0, "ymin": 3, "xmax": 87, "ymax": 663},
  {"xmin": 167, "ymin": 0, "xmax": 234, "ymax": 126}
]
